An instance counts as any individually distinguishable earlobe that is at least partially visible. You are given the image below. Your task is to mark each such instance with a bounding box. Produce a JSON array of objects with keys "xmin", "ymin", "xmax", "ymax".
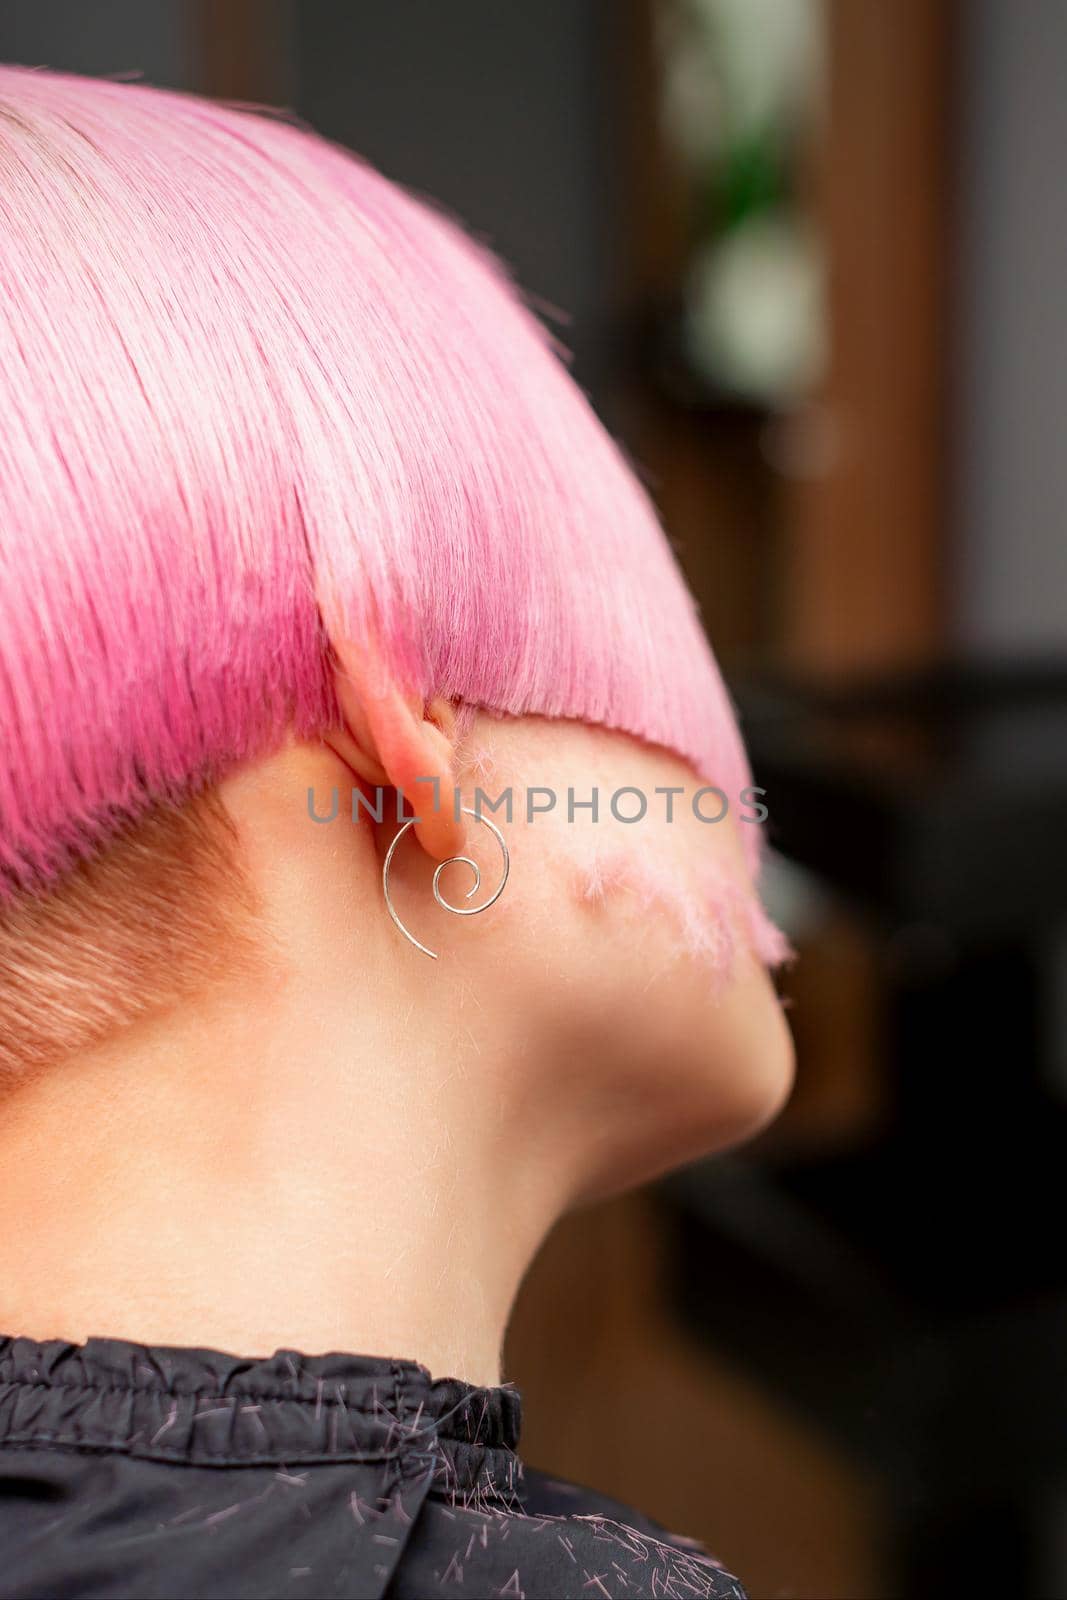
[{"xmin": 327, "ymin": 637, "xmax": 465, "ymax": 861}]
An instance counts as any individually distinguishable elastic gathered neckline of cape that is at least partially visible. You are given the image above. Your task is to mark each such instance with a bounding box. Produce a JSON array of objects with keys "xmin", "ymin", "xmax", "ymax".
[{"xmin": 0, "ymin": 1333, "xmax": 523, "ymax": 1455}]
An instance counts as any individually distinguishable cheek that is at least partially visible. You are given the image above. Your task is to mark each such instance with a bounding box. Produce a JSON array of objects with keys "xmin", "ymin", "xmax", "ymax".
[
  {"xmin": 682, "ymin": 956, "xmax": 796, "ymax": 1147},
  {"xmin": 614, "ymin": 948, "xmax": 794, "ymax": 1145},
  {"xmin": 525, "ymin": 869, "xmax": 794, "ymax": 1189},
  {"xmin": 558, "ymin": 958, "xmax": 795, "ymax": 1204}
]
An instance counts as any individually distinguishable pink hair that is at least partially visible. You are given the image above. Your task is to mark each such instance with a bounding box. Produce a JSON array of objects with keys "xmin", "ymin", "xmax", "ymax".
[{"xmin": 0, "ymin": 67, "xmax": 763, "ymax": 899}]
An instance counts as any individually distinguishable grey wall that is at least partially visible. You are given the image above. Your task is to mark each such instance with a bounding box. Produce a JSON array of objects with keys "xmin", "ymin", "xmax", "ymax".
[
  {"xmin": 291, "ymin": 0, "xmax": 620, "ymax": 392},
  {"xmin": 0, "ymin": 0, "xmax": 194, "ymax": 89},
  {"xmin": 955, "ymin": 0, "xmax": 1067, "ymax": 656}
]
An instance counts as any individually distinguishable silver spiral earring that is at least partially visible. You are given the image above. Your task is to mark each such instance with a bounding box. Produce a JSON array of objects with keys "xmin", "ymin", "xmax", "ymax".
[{"xmin": 382, "ymin": 805, "xmax": 510, "ymax": 960}]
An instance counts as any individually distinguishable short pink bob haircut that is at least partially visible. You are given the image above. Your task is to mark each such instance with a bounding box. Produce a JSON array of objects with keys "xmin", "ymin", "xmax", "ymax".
[{"xmin": 0, "ymin": 66, "xmax": 764, "ymax": 901}]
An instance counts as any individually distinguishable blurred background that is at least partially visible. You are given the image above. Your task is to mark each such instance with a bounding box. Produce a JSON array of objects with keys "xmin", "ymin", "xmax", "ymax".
[{"xmin": 3, "ymin": 2, "xmax": 1065, "ymax": 1595}]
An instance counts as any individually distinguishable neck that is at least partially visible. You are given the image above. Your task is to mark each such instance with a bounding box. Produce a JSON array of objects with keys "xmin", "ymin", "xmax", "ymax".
[
  {"xmin": 0, "ymin": 960, "xmax": 562, "ymax": 1389},
  {"xmin": 0, "ymin": 752, "xmax": 571, "ymax": 1389}
]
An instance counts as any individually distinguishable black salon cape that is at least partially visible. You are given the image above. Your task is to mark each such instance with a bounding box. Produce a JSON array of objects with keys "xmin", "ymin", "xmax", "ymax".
[{"xmin": 0, "ymin": 1337, "xmax": 746, "ymax": 1600}]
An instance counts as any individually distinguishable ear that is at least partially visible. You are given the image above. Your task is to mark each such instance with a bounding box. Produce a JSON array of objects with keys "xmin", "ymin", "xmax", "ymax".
[{"xmin": 326, "ymin": 635, "xmax": 465, "ymax": 861}]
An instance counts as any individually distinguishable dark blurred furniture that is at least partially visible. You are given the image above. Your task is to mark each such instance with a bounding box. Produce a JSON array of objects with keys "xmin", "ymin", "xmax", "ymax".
[{"xmin": 664, "ymin": 661, "xmax": 1067, "ymax": 1599}]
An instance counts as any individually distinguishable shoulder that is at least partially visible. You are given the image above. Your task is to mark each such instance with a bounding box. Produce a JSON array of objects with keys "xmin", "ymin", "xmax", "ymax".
[
  {"xmin": 519, "ymin": 1466, "xmax": 748, "ymax": 1598},
  {"xmin": 392, "ymin": 1465, "xmax": 748, "ymax": 1600}
]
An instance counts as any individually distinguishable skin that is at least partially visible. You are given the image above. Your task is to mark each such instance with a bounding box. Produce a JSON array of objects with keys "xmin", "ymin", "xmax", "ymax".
[{"xmin": 0, "ymin": 644, "xmax": 794, "ymax": 1387}]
